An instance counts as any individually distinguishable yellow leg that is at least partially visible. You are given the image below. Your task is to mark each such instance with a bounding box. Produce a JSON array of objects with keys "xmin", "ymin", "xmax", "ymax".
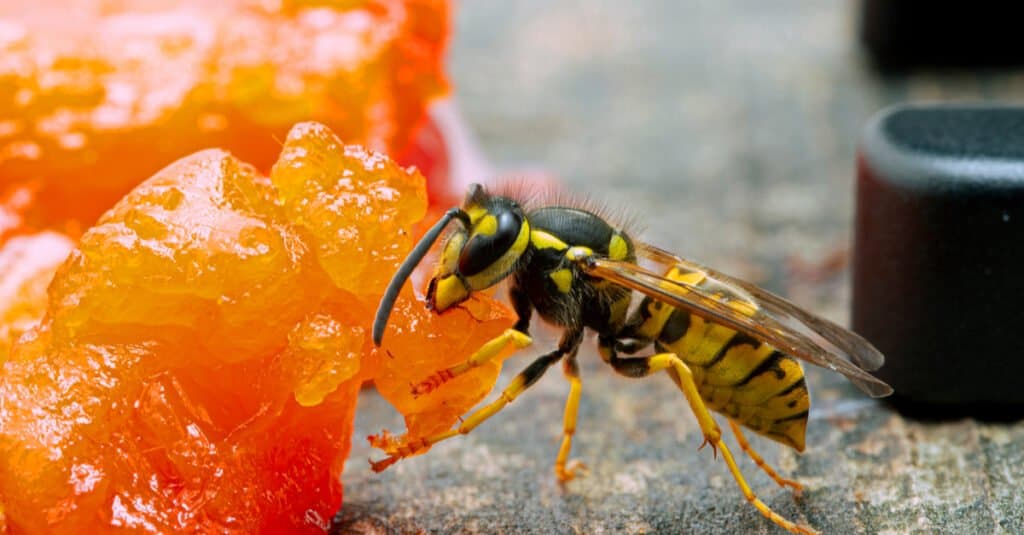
[
  {"xmin": 716, "ymin": 434, "xmax": 818, "ymax": 535},
  {"xmin": 554, "ymin": 356, "xmax": 587, "ymax": 482},
  {"xmin": 645, "ymin": 353, "xmax": 722, "ymax": 449},
  {"xmin": 411, "ymin": 328, "xmax": 532, "ymax": 397},
  {"xmin": 646, "ymin": 353, "xmax": 817, "ymax": 535},
  {"xmin": 371, "ymin": 349, "xmax": 562, "ymax": 473},
  {"xmin": 729, "ymin": 419, "xmax": 803, "ymax": 495}
]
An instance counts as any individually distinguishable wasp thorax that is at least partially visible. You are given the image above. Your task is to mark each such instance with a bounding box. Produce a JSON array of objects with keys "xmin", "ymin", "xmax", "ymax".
[{"xmin": 427, "ymin": 186, "xmax": 530, "ymax": 312}]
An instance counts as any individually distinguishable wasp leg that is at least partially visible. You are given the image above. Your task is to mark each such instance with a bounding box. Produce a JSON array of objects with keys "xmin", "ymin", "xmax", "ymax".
[
  {"xmin": 411, "ymin": 285, "xmax": 534, "ymax": 397},
  {"xmin": 371, "ymin": 330, "xmax": 582, "ymax": 473},
  {"xmin": 411, "ymin": 328, "xmax": 533, "ymax": 397},
  {"xmin": 605, "ymin": 350, "xmax": 817, "ymax": 535},
  {"xmin": 729, "ymin": 419, "xmax": 803, "ymax": 495},
  {"xmin": 554, "ymin": 353, "xmax": 588, "ymax": 482}
]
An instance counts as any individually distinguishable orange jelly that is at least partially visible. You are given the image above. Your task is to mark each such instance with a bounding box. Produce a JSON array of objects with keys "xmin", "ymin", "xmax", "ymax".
[
  {"xmin": 0, "ymin": 0, "xmax": 450, "ymax": 239},
  {"xmin": 0, "ymin": 123, "xmax": 514, "ymax": 533},
  {"xmin": 0, "ymin": 232, "xmax": 74, "ymax": 360}
]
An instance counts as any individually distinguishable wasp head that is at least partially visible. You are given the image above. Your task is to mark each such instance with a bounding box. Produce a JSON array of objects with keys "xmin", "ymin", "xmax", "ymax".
[{"xmin": 427, "ymin": 184, "xmax": 530, "ymax": 312}]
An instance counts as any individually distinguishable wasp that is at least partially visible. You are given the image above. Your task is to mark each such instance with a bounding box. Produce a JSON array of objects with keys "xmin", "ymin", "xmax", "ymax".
[{"xmin": 371, "ymin": 183, "xmax": 892, "ymax": 534}]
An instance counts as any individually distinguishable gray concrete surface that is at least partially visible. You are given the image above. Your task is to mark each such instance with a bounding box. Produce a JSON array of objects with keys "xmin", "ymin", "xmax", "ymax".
[{"xmin": 338, "ymin": 2, "xmax": 1024, "ymax": 533}]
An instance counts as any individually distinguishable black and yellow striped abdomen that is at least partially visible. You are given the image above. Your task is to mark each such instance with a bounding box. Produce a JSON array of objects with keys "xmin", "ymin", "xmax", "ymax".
[{"xmin": 628, "ymin": 269, "xmax": 810, "ymax": 451}]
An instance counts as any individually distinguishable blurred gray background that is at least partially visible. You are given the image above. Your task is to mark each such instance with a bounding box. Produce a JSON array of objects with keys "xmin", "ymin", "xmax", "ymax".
[{"xmin": 340, "ymin": 2, "xmax": 1024, "ymax": 533}]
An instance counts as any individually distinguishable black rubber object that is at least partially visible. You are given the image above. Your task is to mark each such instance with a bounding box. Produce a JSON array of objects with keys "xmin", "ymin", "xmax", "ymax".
[
  {"xmin": 860, "ymin": 1, "xmax": 1024, "ymax": 73},
  {"xmin": 853, "ymin": 104, "xmax": 1024, "ymax": 418}
]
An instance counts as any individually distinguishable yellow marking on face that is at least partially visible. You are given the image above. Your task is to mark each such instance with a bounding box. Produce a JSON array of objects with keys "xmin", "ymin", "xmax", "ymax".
[
  {"xmin": 432, "ymin": 274, "xmax": 469, "ymax": 311},
  {"xmin": 464, "ymin": 219, "xmax": 531, "ymax": 290},
  {"xmin": 476, "ymin": 214, "xmax": 498, "ymax": 236},
  {"xmin": 609, "ymin": 233, "xmax": 629, "ymax": 260},
  {"xmin": 530, "ymin": 230, "xmax": 568, "ymax": 250},
  {"xmin": 466, "ymin": 206, "xmax": 488, "ymax": 225},
  {"xmin": 438, "ymin": 232, "xmax": 466, "ymax": 272},
  {"xmin": 549, "ymin": 268, "xmax": 573, "ymax": 293}
]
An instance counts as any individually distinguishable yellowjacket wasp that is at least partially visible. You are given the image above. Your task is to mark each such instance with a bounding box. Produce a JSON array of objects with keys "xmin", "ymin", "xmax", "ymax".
[{"xmin": 372, "ymin": 183, "xmax": 892, "ymax": 534}]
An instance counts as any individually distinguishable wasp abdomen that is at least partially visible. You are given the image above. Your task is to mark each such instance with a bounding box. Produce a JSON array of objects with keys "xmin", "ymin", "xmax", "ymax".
[{"xmin": 634, "ymin": 277, "xmax": 810, "ymax": 451}]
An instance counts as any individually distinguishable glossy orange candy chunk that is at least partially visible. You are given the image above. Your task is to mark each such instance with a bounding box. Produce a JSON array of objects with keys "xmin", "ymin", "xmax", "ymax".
[
  {"xmin": 371, "ymin": 292, "xmax": 517, "ymax": 444},
  {"xmin": 0, "ymin": 122, "xmax": 514, "ymax": 533},
  {"xmin": 0, "ymin": 0, "xmax": 450, "ymax": 237},
  {"xmin": 0, "ymin": 232, "xmax": 74, "ymax": 359}
]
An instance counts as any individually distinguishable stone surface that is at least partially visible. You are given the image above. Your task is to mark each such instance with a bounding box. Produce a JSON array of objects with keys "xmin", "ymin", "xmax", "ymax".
[{"xmin": 340, "ymin": 1, "xmax": 1024, "ymax": 533}]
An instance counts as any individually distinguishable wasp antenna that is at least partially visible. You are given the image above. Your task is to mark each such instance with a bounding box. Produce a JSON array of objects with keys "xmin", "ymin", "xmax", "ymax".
[{"xmin": 372, "ymin": 207, "xmax": 470, "ymax": 346}]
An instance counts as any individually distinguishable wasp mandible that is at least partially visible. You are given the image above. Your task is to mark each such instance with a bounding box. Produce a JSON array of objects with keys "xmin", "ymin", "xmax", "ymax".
[{"xmin": 372, "ymin": 183, "xmax": 892, "ymax": 535}]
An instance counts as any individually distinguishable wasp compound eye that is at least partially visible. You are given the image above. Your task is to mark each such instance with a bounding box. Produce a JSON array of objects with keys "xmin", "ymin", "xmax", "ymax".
[{"xmin": 458, "ymin": 210, "xmax": 524, "ymax": 276}]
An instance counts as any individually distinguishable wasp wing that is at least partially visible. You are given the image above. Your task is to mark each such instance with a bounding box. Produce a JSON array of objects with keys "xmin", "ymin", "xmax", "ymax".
[{"xmin": 580, "ymin": 244, "xmax": 892, "ymax": 398}]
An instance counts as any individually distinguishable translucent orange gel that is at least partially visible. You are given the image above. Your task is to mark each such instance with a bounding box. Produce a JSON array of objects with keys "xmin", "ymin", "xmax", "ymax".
[
  {"xmin": 0, "ymin": 0, "xmax": 451, "ymax": 239},
  {"xmin": 0, "ymin": 122, "xmax": 513, "ymax": 533}
]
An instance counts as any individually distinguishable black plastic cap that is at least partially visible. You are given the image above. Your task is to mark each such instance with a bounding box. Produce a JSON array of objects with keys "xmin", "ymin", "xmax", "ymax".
[
  {"xmin": 853, "ymin": 104, "xmax": 1024, "ymax": 418},
  {"xmin": 860, "ymin": 1, "xmax": 1024, "ymax": 73}
]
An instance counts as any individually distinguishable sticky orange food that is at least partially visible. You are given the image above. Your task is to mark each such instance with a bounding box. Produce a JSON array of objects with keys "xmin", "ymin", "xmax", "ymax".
[
  {"xmin": 0, "ymin": 232, "xmax": 74, "ymax": 359},
  {"xmin": 0, "ymin": 0, "xmax": 450, "ymax": 239},
  {"xmin": 0, "ymin": 122, "xmax": 513, "ymax": 533}
]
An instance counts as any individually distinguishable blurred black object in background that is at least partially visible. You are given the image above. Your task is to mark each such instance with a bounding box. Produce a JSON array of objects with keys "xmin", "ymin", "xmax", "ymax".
[
  {"xmin": 854, "ymin": 104, "xmax": 1024, "ymax": 418},
  {"xmin": 861, "ymin": 1, "xmax": 1024, "ymax": 73}
]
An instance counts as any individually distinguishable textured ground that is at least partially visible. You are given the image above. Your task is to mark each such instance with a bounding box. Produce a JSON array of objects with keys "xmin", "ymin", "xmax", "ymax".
[{"xmin": 338, "ymin": 1, "xmax": 1024, "ymax": 533}]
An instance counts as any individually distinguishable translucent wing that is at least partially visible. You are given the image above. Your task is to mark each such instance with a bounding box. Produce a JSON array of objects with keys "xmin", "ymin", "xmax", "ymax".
[{"xmin": 579, "ymin": 243, "xmax": 893, "ymax": 398}]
